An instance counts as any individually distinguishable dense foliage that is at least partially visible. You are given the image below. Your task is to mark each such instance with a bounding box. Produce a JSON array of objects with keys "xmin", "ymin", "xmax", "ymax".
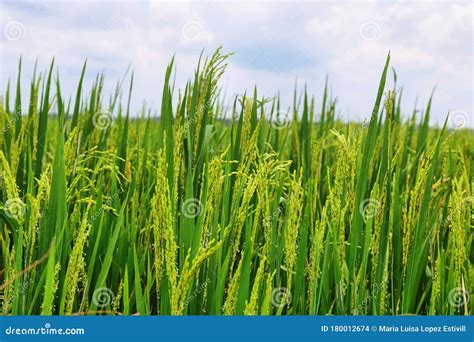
[{"xmin": 0, "ymin": 50, "xmax": 472, "ymax": 315}]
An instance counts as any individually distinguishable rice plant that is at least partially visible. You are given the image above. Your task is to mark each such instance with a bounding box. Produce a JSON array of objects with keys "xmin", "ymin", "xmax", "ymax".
[{"xmin": 0, "ymin": 49, "xmax": 472, "ymax": 315}]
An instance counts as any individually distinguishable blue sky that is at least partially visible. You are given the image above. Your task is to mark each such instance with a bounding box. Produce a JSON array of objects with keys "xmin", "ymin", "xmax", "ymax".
[{"xmin": 0, "ymin": 0, "xmax": 472, "ymax": 127}]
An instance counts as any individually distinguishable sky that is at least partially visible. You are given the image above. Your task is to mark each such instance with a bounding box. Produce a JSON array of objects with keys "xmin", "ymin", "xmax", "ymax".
[{"xmin": 0, "ymin": 0, "xmax": 473, "ymax": 128}]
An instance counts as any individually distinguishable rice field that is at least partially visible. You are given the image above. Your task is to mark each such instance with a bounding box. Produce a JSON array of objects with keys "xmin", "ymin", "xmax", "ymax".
[{"xmin": 0, "ymin": 49, "xmax": 472, "ymax": 315}]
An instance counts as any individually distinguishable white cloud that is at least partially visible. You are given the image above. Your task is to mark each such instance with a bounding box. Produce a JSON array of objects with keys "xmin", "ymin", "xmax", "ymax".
[{"xmin": 0, "ymin": 0, "xmax": 472, "ymax": 127}]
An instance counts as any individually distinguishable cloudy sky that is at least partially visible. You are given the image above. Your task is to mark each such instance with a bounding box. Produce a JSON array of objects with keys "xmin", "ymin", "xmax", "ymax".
[{"xmin": 0, "ymin": 0, "xmax": 472, "ymax": 127}]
